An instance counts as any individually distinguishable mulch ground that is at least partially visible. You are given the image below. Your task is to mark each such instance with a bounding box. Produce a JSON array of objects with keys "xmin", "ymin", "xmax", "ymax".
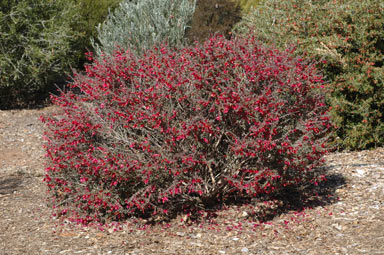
[{"xmin": 0, "ymin": 106, "xmax": 383, "ymax": 255}]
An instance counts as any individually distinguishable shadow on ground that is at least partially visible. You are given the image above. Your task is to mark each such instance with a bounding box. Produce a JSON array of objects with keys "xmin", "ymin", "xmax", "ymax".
[
  {"xmin": 244, "ymin": 172, "xmax": 347, "ymax": 222},
  {"xmin": 47, "ymin": 166, "xmax": 347, "ymax": 226},
  {"xmin": 143, "ymin": 170, "xmax": 347, "ymax": 225},
  {"xmin": 0, "ymin": 175, "xmax": 24, "ymax": 195}
]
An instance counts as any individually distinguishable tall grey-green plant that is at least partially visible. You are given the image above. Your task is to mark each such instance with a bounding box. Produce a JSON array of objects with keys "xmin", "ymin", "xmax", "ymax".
[{"xmin": 91, "ymin": 0, "xmax": 196, "ymax": 58}]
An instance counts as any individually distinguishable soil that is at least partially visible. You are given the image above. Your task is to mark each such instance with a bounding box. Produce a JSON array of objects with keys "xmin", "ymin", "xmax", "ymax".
[{"xmin": 0, "ymin": 106, "xmax": 383, "ymax": 255}]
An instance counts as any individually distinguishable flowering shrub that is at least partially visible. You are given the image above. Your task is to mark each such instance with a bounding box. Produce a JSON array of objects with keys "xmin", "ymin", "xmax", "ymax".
[{"xmin": 41, "ymin": 35, "xmax": 331, "ymax": 224}]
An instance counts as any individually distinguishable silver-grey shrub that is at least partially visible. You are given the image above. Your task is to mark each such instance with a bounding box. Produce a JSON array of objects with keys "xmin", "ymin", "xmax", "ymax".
[{"xmin": 92, "ymin": 0, "xmax": 196, "ymax": 58}]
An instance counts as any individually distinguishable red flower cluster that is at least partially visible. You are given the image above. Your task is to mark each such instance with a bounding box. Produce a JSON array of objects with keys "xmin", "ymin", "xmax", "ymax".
[{"xmin": 41, "ymin": 35, "xmax": 331, "ymax": 224}]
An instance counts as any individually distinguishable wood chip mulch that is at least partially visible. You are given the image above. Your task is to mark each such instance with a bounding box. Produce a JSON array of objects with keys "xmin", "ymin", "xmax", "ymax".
[{"xmin": 0, "ymin": 106, "xmax": 383, "ymax": 255}]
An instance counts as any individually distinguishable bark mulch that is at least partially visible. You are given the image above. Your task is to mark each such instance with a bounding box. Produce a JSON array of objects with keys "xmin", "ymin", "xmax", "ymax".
[{"xmin": 0, "ymin": 106, "xmax": 383, "ymax": 255}]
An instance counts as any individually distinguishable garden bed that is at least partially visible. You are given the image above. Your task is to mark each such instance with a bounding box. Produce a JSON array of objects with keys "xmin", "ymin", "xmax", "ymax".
[{"xmin": 0, "ymin": 106, "xmax": 383, "ymax": 255}]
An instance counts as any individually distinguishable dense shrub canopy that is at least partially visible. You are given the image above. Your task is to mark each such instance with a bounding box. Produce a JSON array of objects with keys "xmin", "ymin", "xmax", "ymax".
[
  {"xmin": 234, "ymin": 0, "xmax": 384, "ymax": 150},
  {"xmin": 42, "ymin": 35, "xmax": 331, "ymax": 224},
  {"xmin": 0, "ymin": 0, "xmax": 83, "ymax": 109},
  {"xmin": 92, "ymin": 0, "xmax": 196, "ymax": 58}
]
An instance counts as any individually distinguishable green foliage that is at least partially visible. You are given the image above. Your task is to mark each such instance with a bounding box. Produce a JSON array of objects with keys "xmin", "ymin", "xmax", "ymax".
[
  {"xmin": 92, "ymin": 0, "xmax": 196, "ymax": 57},
  {"xmin": 0, "ymin": 0, "xmax": 83, "ymax": 109},
  {"xmin": 68, "ymin": 0, "xmax": 122, "ymax": 66},
  {"xmin": 185, "ymin": 0, "xmax": 242, "ymax": 43},
  {"xmin": 234, "ymin": 0, "xmax": 384, "ymax": 150},
  {"xmin": 72, "ymin": 0, "xmax": 122, "ymax": 40},
  {"xmin": 235, "ymin": 0, "xmax": 263, "ymax": 13}
]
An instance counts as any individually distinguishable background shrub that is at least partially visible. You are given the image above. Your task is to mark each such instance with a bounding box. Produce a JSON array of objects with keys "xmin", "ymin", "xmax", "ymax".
[
  {"xmin": 42, "ymin": 35, "xmax": 331, "ymax": 224},
  {"xmin": 68, "ymin": 0, "xmax": 122, "ymax": 67},
  {"xmin": 0, "ymin": 0, "xmax": 84, "ymax": 109},
  {"xmin": 91, "ymin": 0, "xmax": 196, "ymax": 58},
  {"xmin": 185, "ymin": 0, "xmax": 242, "ymax": 43},
  {"xmin": 234, "ymin": 0, "xmax": 384, "ymax": 150},
  {"xmin": 235, "ymin": 0, "xmax": 263, "ymax": 14}
]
